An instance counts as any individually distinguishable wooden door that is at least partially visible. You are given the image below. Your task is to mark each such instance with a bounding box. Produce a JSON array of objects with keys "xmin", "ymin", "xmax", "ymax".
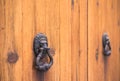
[
  {"xmin": 88, "ymin": 0, "xmax": 120, "ymax": 81},
  {"xmin": 0, "ymin": 0, "xmax": 119, "ymax": 81}
]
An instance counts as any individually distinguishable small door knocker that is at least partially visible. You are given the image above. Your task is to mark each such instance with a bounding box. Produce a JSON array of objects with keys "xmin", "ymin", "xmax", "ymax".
[
  {"xmin": 102, "ymin": 33, "xmax": 111, "ymax": 56},
  {"xmin": 33, "ymin": 33, "xmax": 53, "ymax": 71}
]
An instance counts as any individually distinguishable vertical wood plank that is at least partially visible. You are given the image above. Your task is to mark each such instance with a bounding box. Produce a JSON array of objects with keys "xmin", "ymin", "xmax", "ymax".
[
  {"xmin": 44, "ymin": 0, "xmax": 60, "ymax": 81},
  {"xmin": 32, "ymin": 0, "xmax": 46, "ymax": 81},
  {"xmin": 0, "ymin": 0, "xmax": 5, "ymax": 81},
  {"xmin": 71, "ymin": 0, "xmax": 80, "ymax": 81},
  {"xmin": 117, "ymin": 0, "xmax": 120, "ymax": 80},
  {"xmin": 13, "ymin": 0, "xmax": 22, "ymax": 81},
  {"xmin": 71, "ymin": 0, "xmax": 88, "ymax": 81},
  {"xmin": 59, "ymin": 0, "xmax": 72, "ymax": 81},
  {"xmin": 79, "ymin": 0, "xmax": 88, "ymax": 81},
  {"xmin": 22, "ymin": 0, "xmax": 35, "ymax": 81},
  {"xmin": 0, "ymin": 0, "xmax": 23, "ymax": 81},
  {"xmin": 88, "ymin": 0, "xmax": 120, "ymax": 81}
]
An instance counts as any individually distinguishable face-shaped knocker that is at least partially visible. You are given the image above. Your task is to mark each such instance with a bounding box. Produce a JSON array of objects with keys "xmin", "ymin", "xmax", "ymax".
[
  {"xmin": 102, "ymin": 33, "xmax": 111, "ymax": 56},
  {"xmin": 33, "ymin": 33, "xmax": 53, "ymax": 71}
]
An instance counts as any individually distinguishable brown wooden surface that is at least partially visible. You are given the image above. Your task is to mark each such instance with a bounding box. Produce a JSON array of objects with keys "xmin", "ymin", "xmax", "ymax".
[
  {"xmin": 0, "ymin": 0, "xmax": 87, "ymax": 81},
  {"xmin": 0, "ymin": 0, "xmax": 120, "ymax": 81},
  {"xmin": 88, "ymin": 0, "xmax": 120, "ymax": 81}
]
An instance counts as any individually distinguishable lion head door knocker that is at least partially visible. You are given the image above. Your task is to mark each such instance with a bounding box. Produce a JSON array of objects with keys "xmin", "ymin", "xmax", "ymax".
[
  {"xmin": 33, "ymin": 33, "xmax": 53, "ymax": 71},
  {"xmin": 102, "ymin": 33, "xmax": 111, "ymax": 56}
]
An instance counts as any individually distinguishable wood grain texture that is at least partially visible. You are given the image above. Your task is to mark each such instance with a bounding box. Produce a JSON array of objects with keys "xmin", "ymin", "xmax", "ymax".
[
  {"xmin": 59, "ymin": 0, "xmax": 72, "ymax": 80},
  {"xmin": 117, "ymin": 0, "xmax": 120, "ymax": 80},
  {"xmin": 88, "ymin": 0, "xmax": 120, "ymax": 81},
  {"xmin": 0, "ymin": 0, "xmax": 119, "ymax": 81},
  {"xmin": 71, "ymin": 0, "xmax": 88, "ymax": 81},
  {"xmin": 0, "ymin": 0, "xmax": 88, "ymax": 81}
]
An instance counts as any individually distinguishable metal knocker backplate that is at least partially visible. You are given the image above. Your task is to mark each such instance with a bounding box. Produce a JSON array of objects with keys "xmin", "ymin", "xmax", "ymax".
[{"xmin": 33, "ymin": 33, "xmax": 53, "ymax": 72}]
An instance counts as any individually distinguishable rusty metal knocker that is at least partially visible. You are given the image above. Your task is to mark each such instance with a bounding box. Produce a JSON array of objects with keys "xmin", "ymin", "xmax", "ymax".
[
  {"xmin": 33, "ymin": 33, "xmax": 53, "ymax": 71},
  {"xmin": 102, "ymin": 33, "xmax": 111, "ymax": 56}
]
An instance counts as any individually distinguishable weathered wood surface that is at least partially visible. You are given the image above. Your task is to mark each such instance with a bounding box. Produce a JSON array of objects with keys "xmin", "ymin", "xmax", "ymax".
[
  {"xmin": 0, "ymin": 0, "xmax": 87, "ymax": 81},
  {"xmin": 0, "ymin": 0, "xmax": 119, "ymax": 81},
  {"xmin": 88, "ymin": 0, "xmax": 120, "ymax": 81}
]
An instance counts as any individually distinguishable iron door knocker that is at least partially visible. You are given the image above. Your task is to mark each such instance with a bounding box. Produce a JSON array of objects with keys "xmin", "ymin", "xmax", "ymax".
[
  {"xmin": 102, "ymin": 33, "xmax": 111, "ymax": 56},
  {"xmin": 33, "ymin": 33, "xmax": 53, "ymax": 71}
]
